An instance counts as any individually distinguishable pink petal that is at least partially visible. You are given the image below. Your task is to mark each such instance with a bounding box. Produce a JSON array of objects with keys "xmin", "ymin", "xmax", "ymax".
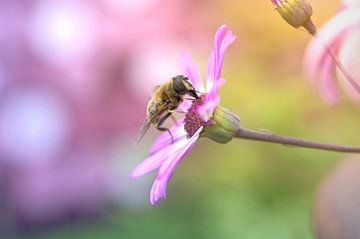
[
  {"xmin": 198, "ymin": 79, "xmax": 225, "ymax": 121},
  {"xmin": 149, "ymin": 122, "xmax": 186, "ymax": 155},
  {"xmin": 180, "ymin": 53, "xmax": 205, "ymax": 92},
  {"xmin": 206, "ymin": 25, "xmax": 236, "ymax": 92},
  {"xmin": 130, "ymin": 147, "xmax": 171, "ymax": 179},
  {"xmin": 157, "ymin": 128, "xmax": 201, "ymax": 180},
  {"xmin": 342, "ymin": 0, "xmax": 360, "ymax": 7},
  {"xmin": 337, "ymin": 29, "xmax": 360, "ymax": 103},
  {"xmin": 271, "ymin": 0, "xmax": 282, "ymax": 7},
  {"xmin": 149, "ymin": 128, "xmax": 201, "ymax": 205},
  {"xmin": 131, "ymin": 126, "xmax": 187, "ymax": 179},
  {"xmin": 150, "ymin": 180, "xmax": 165, "ymax": 205},
  {"xmin": 206, "ymin": 78, "xmax": 225, "ymax": 102},
  {"xmin": 177, "ymin": 99, "xmax": 191, "ymax": 112},
  {"xmin": 318, "ymin": 55, "xmax": 340, "ymax": 104},
  {"xmin": 304, "ymin": 7, "xmax": 360, "ymax": 87}
]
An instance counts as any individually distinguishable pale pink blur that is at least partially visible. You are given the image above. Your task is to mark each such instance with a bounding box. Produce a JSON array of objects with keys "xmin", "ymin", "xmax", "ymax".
[
  {"xmin": 304, "ymin": 0, "xmax": 360, "ymax": 104},
  {"xmin": 0, "ymin": 0, "xmax": 208, "ymax": 232}
]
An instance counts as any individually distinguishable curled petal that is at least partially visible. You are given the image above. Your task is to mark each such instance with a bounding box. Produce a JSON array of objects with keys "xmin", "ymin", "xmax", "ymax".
[
  {"xmin": 131, "ymin": 126, "xmax": 187, "ymax": 179},
  {"xmin": 180, "ymin": 53, "xmax": 205, "ymax": 92},
  {"xmin": 206, "ymin": 25, "xmax": 236, "ymax": 92},
  {"xmin": 150, "ymin": 180, "xmax": 166, "ymax": 205},
  {"xmin": 271, "ymin": 0, "xmax": 282, "ymax": 7},
  {"xmin": 337, "ymin": 30, "xmax": 360, "ymax": 103},
  {"xmin": 342, "ymin": 0, "xmax": 360, "ymax": 7},
  {"xmin": 318, "ymin": 55, "xmax": 340, "ymax": 104},
  {"xmin": 304, "ymin": 7, "xmax": 360, "ymax": 87},
  {"xmin": 150, "ymin": 128, "xmax": 202, "ymax": 205},
  {"xmin": 157, "ymin": 128, "xmax": 201, "ymax": 180},
  {"xmin": 149, "ymin": 122, "xmax": 186, "ymax": 155},
  {"xmin": 198, "ymin": 79, "xmax": 225, "ymax": 121}
]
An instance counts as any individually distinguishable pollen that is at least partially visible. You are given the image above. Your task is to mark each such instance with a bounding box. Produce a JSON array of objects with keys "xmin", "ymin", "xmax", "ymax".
[{"xmin": 184, "ymin": 95, "xmax": 215, "ymax": 138}]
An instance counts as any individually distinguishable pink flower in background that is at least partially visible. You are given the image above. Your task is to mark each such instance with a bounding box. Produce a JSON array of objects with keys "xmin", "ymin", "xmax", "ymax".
[
  {"xmin": 342, "ymin": 0, "xmax": 360, "ymax": 7},
  {"xmin": 304, "ymin": 1, "xmax": 360, "ymax": 104},
  {"xmin": 270, "ymin": 0, "xmax": 283, "ymax": 7},
  {"xmin": 131, "ymin": 25, "xmax": 236, "ymax": 205},
  {"xmin": 0, "ymin": 0, "xmax": 210, "ymax": 228},
  {"xmin": 8, "ymin": 151, "xmax": 111, "ymax": 227}
]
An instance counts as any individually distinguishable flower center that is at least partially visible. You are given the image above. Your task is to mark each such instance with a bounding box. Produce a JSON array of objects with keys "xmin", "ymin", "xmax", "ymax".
[{"xmin": 184, "ymin": 95, "xmax": 215, "ymax": 138}]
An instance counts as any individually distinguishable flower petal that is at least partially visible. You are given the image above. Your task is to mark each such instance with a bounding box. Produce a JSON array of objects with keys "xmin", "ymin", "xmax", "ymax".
[
  {"xmin": 150, "ymin": 180, "xmax": 165, "ymax": 205},
  {"xmin": 180, "ymin": 53, "xmax": 205, "ymax": 92},
  {"xmin": 177, "ymin": 99, "xmax": 192, "ymax": 112},
  {"xmin": 149, "ymin": 122, "xmax": 186, "ymax": 155},
  {"xmin": 318, "ymin": 55, "xmax": 340, "ymax": 104},
  {"xmin": 157, "ymin": 127, "xmax": 201, "ymax": 180},
  {"xmin": 342, "ymin": 0, "xmax": 360, "ymax": 7},
  {"xmin": 198, "ymin": 79, "xmax": 225, "ymax": 121},
  {"xmin": 131, "ymin": 126, "xmax": 187, "ymax": 179},
  {"xmin": 304, "ymin": 7, "xmax": 360, "ymax": 88},
  {"xmin": 337, "ymin": 29, "xmax": 360, "ymax": 103},
  {"xmin": 149, "ymin": 128, "xmax": 202, "ymax": 205},
  {"xmin": 271, "ymin": 0, "xmax": 282, "ymax": 7},
  {"xmin": 206, "ymin": 25, "xmax": 236, "ymax": 92}
]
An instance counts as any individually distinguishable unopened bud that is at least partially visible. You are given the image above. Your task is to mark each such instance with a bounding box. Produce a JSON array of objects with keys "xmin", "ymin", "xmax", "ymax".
[
  {"xmin": 272, "ymin": 0, "xmax": 316, "ymax": 35},
  {"xmin": 201, "ymin": 106, "xmax": 240, "ymax": 144}
]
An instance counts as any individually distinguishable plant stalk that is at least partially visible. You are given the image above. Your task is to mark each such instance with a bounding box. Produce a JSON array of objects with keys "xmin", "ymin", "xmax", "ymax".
[{"xmin": 235, "ymin": 127, "xmax": 360, "ymax": 153}]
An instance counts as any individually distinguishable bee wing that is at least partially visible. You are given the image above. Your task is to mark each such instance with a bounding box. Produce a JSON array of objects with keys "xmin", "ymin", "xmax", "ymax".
[
  {"xmin": 133, "ymin": 108, "xmax": 161, "ymax": 146},
  {"xmin": 134, "ymin": 119, "xmax": 152, "ymax": 146},
  {"xmin": 152, "ymin": 85, "xmax": 160, "ymax": 93}
]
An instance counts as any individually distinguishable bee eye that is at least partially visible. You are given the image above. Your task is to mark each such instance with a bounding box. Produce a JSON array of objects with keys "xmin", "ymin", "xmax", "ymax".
[{"xmin": 173, "ymin": 77, "xmax": 186, "ymax": 94}]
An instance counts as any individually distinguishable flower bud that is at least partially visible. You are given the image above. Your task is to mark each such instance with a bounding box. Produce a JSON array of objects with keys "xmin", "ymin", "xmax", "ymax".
[
  {"xmin": 201, "ymin": 106, "xmax": 240, "ymax": 144},
  {"xmin": 272, "ymin": 0, "xmax": 316, "ymax": 35}
]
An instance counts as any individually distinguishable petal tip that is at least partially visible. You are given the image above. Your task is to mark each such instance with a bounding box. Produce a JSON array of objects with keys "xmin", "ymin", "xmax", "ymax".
[{"xmin": 130, "ymin": 171, "xmax": 140, "ymax": 180}]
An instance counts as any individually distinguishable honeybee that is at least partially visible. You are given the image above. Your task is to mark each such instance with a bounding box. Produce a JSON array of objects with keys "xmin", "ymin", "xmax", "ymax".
[{"xmin": 135, "ymin": 75, "xmax": 199, "ymax": 145}]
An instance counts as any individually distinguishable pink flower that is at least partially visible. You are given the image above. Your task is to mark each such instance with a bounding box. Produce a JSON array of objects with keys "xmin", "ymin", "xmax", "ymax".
[
  {"xmin": 342, "ymin": 0, "xmax": 360, "ymax": 7},
  {"xmin": 131, "ymin": 25, "xmax": 236, "ymax": 205},
  {"xmin": 304, "ymin": 1, "xmax": 360, "ymax": 104},
  {"xmin": 271, "ymin": 0, "xmax": 282, "ymax": 7}
]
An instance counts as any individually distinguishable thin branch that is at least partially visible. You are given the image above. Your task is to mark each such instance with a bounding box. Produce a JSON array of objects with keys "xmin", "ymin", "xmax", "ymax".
[{"xmin": 235, "ymin": 127, "xmax": 360, "ymax": 153}]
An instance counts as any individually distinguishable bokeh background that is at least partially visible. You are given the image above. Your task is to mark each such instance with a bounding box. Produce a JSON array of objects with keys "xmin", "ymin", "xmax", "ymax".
[{"xmin": 0, "ymin": 0, "xmax": 358, "ymax": 238}]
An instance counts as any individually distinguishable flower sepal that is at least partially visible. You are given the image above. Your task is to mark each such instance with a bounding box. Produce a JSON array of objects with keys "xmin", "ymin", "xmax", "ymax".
[
  {"xmin": 201, "ymin": 106, "xmax": 240, "ymax": 144},
  {"xmin": 273, "ymin": 0, "xmax": 316, "ymax": 35}
]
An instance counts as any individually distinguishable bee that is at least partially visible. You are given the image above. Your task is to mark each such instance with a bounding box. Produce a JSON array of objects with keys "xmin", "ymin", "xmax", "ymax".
[{"xmin": 134, "ymin": 75, "xmax": 199, "ymax": 145}]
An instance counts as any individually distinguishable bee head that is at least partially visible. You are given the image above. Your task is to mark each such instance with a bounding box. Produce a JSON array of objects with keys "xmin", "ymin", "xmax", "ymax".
[{"xmin": 172, "ymin": 75, "xmax": 199, "ymax": 99}]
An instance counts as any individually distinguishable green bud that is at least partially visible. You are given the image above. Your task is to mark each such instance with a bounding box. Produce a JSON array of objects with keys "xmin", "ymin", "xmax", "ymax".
[
  {"xmin": 273, "ymin": 0, "xmax": 316, "ymax": 35},
  {"xmin": 201, "ymin": 106, "xmax": 240, "ymax": 144}
]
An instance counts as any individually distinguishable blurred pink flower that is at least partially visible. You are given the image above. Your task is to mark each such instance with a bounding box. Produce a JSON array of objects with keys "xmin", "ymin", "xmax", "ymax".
[
  {"xmin": 28, "ymin": 0, "xmax": 100, "ymax": 67},
  {"xmin": 342, "ymin": 0, "xmax": 360, "ymax": 7},
  {"xmin": 270, "ymin": 0, "xmax": 282, "ymax": 7},
  {"xmin": 131, "ymin": 25, "xmax": 236, "ymax": 205},
  {"xmin": 8, "ymin": 149, "xmax": 111, "ymax": 227},
  {"xmin": 304, "ymin": 1, "xmax": 360, "ymax": 104},
  {"xmin": 0, "ymin": 0, "xmax": 211, "ymax": 229}
]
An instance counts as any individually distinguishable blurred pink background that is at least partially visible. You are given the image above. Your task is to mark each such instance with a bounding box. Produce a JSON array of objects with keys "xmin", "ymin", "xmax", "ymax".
[
  {"xmin": 1, "ymin": 1, "xmax": 359, "ymax": 239},
  {"xmin": 0, "ymin": 0, "xmax": 212, "ymax": 231}
]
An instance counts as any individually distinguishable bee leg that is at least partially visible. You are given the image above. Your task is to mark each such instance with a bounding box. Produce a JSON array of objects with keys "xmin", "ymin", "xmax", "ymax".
[
  {"xmin": 156, "ymin": 112, "xmax": 172, "ymax": 126},
  {"xmin": 184, "ymin": 98, "xmax": 197, "ymax": 101},
  {"xmin": 170, "ymin": 115, "xmax": 179, "ymax": 125},
  {"xmin": 168, "ymin": 110, "xmax": 186, "ymax": 114},
  {"xmin": 156, "ymin": 126, "xmax": 174, "ymax": 144},
  {"xmin": 155, "ymin": 113, "xmax": 174, "ymax": 143}
]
